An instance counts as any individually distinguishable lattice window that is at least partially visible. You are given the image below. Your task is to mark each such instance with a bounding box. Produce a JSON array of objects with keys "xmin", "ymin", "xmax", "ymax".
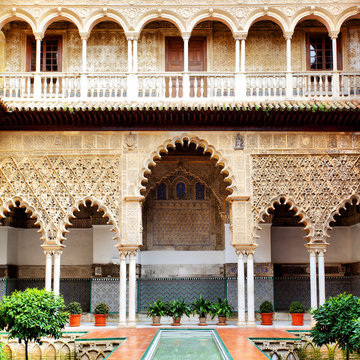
[{"xmin": 176, "ymin": 182, "xmax": 186, "ymax": 199}]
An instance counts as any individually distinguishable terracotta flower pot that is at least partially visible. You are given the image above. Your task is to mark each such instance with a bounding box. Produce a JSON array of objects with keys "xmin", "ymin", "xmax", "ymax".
[
  {"xmin": 198, "ymin": 316, "xmax": 208, "ymax": 326},
  {"xmin": 217, "ymin": 316, "xmax": 227, "ymax": 326},
  {"xmin": 291, "ymin": 313, "xmax": 304, "ymax": 326},
  {"xmin": 171, "ymin": 317, "xmax": 182, "ymax": 326},
  {"xmin": 260, "ymin": 313, "xmax": 274, "ymax": 325},
  {"xmin": 94, "ymin": 314, "xmax": 107, "ymax": 326},
  {"xmin": 152, "ymin": 316, "xmax": 161, "ymax": 326},
  {"xmin": 69, "ymin": 314, "xmax": 81, "ymax": 327}
]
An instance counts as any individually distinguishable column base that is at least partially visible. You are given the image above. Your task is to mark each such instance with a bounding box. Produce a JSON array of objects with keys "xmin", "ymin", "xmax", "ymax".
[
  {"xmin": 246, "ymin": 320, "xmax": 257, "ymax": 327},
  {"xmin": 237, "ymin": 320, "xmax": 247, "ymax": 327},
  {"xmin": 118, "ymin": 322, "xmax": 127, "ymax": 328},
  {"xmin": 127, "ymin": 322, "xmax": 137, "ymax": 328}
]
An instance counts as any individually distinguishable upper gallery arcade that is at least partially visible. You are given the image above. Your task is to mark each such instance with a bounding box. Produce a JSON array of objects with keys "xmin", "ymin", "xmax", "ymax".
[{"xmin": 0, "ymin": 1, "xmax": 359, "ymax": 106}]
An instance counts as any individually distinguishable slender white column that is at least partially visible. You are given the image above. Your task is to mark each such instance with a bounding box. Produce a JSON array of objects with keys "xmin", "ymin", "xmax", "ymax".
[
  {"xmin": 128, "ymin": 250, "xmax": 137, "ymax": 327},
  {"xmin": 246, "ymin": 251, "xmax": 255, "ymax": 326},
  {"xmin": 133, "ymin": 39, "xmax": 138, "ymax": 73},
  {"xmin": 127, "ymin": 39, "xmax": 133, "ymax": 73},
  {"xmin": 82, "ymin": 38, "xmax": 87, "ymax": 73},
  {"xmin": 240, "ymin": 39, "xmax": 246, "ymax": 73},
  {"xmin": 235, "ymin": 39, "xmax": 240, "ymax": 73},
  {"xmin": 237, "ymin": 250, "xmax": 246, "ymax": 326},
  {"xmin": 35, "ymin": 36, "xmax": 42, "ymax": 72},
  {"xmin": 318, "ymin": 250, "xmax": 326, "ymax": 305},
  {"xmin": 44, "ymin": 251, "xmax": 53, "ymax": 292},
  {"xmin": 286, "ymin": 36, "xmax": 292, "ymax": 72},
  {"xmin": 53, "ymin": 250, "xmax": 62, "ymax": 296},
  {"xmin": 309, "ymin": 250, "xmax": 318, "ymax": 310},
  {"xmin": 119, "ymin": 251, "xmax": 127, "ymax": 327},
  {"xmin": 331, "ymin": 36, "xmax": 337, "ymax": 71},
  {"xmin": 183, "ymin": 36, "xmax": 189, "ymax": 72}
]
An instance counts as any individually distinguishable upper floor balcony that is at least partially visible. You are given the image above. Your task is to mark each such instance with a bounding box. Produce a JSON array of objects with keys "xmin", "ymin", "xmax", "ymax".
[{"xmin": 0, "ymin": 5, "xmax": 359, "ymax": 107}]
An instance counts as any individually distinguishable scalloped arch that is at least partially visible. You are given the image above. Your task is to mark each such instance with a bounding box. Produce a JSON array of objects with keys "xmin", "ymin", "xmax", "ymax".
[
  {"xmin": 324, "ymin": 193, "xmax": 360, "ymax": 238},
  {"xmin": 255, "ymin": 195, "xmax": 313, "ymax": 240},
  {"xmin": 0, "ymin": 10, "xmax": 37, "ymax": 32},
  {"xmin": 84, "ymin": 10, "xmax": 129, "ymax": 34},
  {"xmin": 335, "ymin": 7, "xmax": 360, "ymax": 32},
  {"xmin": 0, "ymin": 196, "xmax": 46, "ymax": 242},
  {"xmin": 135, "ymin": 10, "xmax": 185, "ymax": 34},
  {"xmin": 59, "ymin": 196, "xmax": 120, "ymax": 242},
  {"xmin": 243, "ymin": 9, "xmax": 289, "ymax": 34},
  {"xmin": 188, "ymin": 10, "xmax": 239, "ymax": 34},
  {"xmin": 38, "ymin": 8, "xmax": 83, "ymax": 33},
  {"xmin": 290, "ymin": 8, "xmax": 335, "ymax": 33},
  {"xmin": 137, "ymin": 134, "xmax": 236, "ymax": 197}
]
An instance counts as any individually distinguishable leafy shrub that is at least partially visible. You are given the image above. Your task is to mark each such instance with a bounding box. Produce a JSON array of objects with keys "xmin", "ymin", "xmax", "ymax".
[
  {"xmin": 191, "ymin": 295, "xmax": 213, "ymax": 318},
  {"xmin": 146, "ymin": 299, "xmax": 168, "ymax": 318},
  {"xmin": 289, "ymin": 301, "xmax": 306, "ymax": 313},
  {"xmin": 210, "ymin": 298, "xmax": 233, "ymax": 318},
  {"xmin": 67, "ymin": 302, "xmax": 82, "ymax": 315},
  {"xmin": 94, "ymin": 302, "xmax": 109, "ymax": 314},
  {"xmin": 259, "ymin": 301, "xmax": 273, "ymax": 313},
  {"xmin": 166, "ymin": 299, "xmax": 191, "ymax": 319}
]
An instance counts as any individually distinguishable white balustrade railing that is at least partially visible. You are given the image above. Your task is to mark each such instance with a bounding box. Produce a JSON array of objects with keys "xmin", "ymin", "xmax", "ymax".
[
  {"xmin": 40, "ymin": 73, "xmax": 81, "ymax": 99},
  {"xmin": 0, "ymin": 71, "xmax": 359, "ymax": 102},
  {"xmin": 246, "ymin": 73, "xmax": 286, "ymax": 97},
  {"xmin": 293, "ymin": 73, "xmax": 333, "ymax": 97},
  {"xmin": 339, "ymin": 73, "xmax": 360, "ymax": 97},
  {"xmin": 0, "ymin": 73, "xmax": 34, "ymax": 99},
  {"xmin": 87, "ymin": 73, "xmax": 127, "ymax": 98},
  {"xmin": 190, "ymin": 73, "xmax": 235, "ymax": 98}
]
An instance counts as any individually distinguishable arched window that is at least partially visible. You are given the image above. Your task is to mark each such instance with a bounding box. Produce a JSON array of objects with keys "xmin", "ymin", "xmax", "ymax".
[
  {"xmin": 195, "ymin": 182, "xmax": 205, "ymax": 200},
  {"xmin": 176, "ymin": 182, "xmax": 186, "ymax": 199},
  {"xmin": 156, "ymin": 183, "xmax": 167, "ymax": 200}
]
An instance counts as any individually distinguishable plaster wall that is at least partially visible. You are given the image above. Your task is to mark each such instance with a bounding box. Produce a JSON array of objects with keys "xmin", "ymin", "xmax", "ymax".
[
  {"xmin": 92, "ymin": 225, "xmax": 118, "ymax": 264},
  {"xmin": 62, "ymin": 228, "xmax": 93, "ymax": 265},
  {"xmin": 7, "ymin": 227, "xmax": 18, "ymax": 265},
  {"xmin": 350, "ymin": 223, "xmax": 360, "ymax": 262},
  {"xmin": 0, "ymin": 227, "xmax": 8, "ymax": 264},
  {"xmin": 271, "ymin": 226, "xmax": 356, "ymax": 263}
]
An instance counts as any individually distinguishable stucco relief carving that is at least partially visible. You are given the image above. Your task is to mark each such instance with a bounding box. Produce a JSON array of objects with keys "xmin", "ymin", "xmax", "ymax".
[
  {"xmin": 252, "ymin": 154, "xmax": 360, "ymax": 243},
  {"xmin": 4, "ymin": 31, "xmax": 21, "ymax": 72},
  {"xmin": 0, "ymin": 156, "xmax": 122, "ymax": 244}
]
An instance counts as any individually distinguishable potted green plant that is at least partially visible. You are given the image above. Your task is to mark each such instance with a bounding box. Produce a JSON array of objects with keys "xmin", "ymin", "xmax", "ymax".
[
  {"xmin": 147, "ymin": 299, "xmax": 168, "ymax": 326},
  {"xmin": 191, "ymin": 295, "xmax": 213, "ymax": 326},
  {"xmin": 166, "ymin": 299, "xmax": 191, "ymax": 326},
  {"xmin": 259, "ymin": 301, "xmax": 274, "ymax": 325},
  {"xmin": 210, "ymin": 298, "xmax": 233, "ymax": 326},
  {"xmin": 94, "ymin": 302, "xmax": 109, "ymax": 326},
  {"xmin": 289, "ymin": 301, "xmax": 305, "ymax": 326},
  {"xmin": 67, "ymin": 302, "xmax": 82, "ymax": 327}
]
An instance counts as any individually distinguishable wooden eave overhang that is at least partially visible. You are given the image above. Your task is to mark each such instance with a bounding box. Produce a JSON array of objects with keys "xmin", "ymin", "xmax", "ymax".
[{"xmin": 0, "ymin": 101, "xmax": 359, "ymax": 131}]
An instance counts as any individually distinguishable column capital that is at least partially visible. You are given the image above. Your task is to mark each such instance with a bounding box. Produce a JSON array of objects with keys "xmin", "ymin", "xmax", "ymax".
[
  {"xmin": 125, "ymin": 32, "xmax": 140, "ymax": 41},
  {"xmin": 124, "ymin": 196, "xmax": 145, "ymax": 202},
  {"xmin": 284, "ymin": 32, "xmax": 293, "ymax": 40},
  {"xmin": 329, "ymin": 31, "xmax": 339, "ymax": 39},
  {"xmin": 182, "ymin": 32, "xmax": 191, "ymax": 41},
  {"xmin": 33, "ymin": 32, "xmax": 44, "ymax": 41},
  {"xmin": 79, "ymin": 32, "xmax": 89, "ymax": 41},
  {"xmin": 41, "ymin": 244, "xmax": 65, "ymax": 254},
  {"xmin": 233, "ymin": 32, "xmax": 247, "ymax": 40},
  {"xmin": 233, "ymin": 244, "xmax": 258, "ymax": 255},
  {"xmin": 305, "ymin": 242, "xmax": 328, "ymax": 254},
  {"xmin": 116, "ymin": 245, "xmax": 140, "ymax": 258}
]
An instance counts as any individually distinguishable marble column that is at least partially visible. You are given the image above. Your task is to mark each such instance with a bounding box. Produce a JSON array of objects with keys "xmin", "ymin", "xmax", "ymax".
[
  {"xmin": 127, "ymin": 39, "xmax": 133, "ymax": 73},
  {"xmin": 128, "ymin": 249, "xmax": 138, "ymax": 327},
  {"xmin": 53, "ymin": 250, "xmax": 62, "ymax": 296},
  {"xmin": 133, "ymin": 39, "xmax": 138, "ymax": 73},
  {"xmin": 318, "ymin": 249, "xmax": 326, "ymax": 305},
  {"xmin": 240, "ymin": 39, "xmax": 246, "ymax": 73},
  {"xmin": 118, "ymin": 251, "xmax": 127, "ymax": 327},
  {"xmin": 246, "ymin": 251, "xmax": 255, "ymax": 326},
  {"xmin": 44, "ymin": 250, "xmax": 53, "ymax": 292},
  {"xmin": 237, "ymin": 250, "xmax": 246, "ymax": 326},
  {"xmin": 309, "ymin": 249, "xmax": 318, "ymax": 310},
  {"xmin": 331, "ymin": 36, "xmax": 338, "ymax": 71},
  {"xmin": 235, "ymin": 38, "xmax": 240, "ymax": 73}
]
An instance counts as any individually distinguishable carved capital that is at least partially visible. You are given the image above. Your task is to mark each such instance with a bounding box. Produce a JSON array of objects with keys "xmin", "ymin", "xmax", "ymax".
[
  {"xmin": 33, "ymin": 32, "xmax": 44, "ymax": 41},
  {"xmin": 284, "ymin": 32, "xmax": 293, "ymax": 40},
  {"xmin": 305, "ymin": 243, "xmax": 328, "ymax": 254},
  {"xmin": 329, "ymin": 31, "xmax": 339, "ymax": 39}
]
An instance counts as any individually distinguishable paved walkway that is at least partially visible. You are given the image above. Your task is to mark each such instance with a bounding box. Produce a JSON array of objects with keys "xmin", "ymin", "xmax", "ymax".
[{"xmin": 77, "ymin": 326, "xmax": 310, "ymax": 359}]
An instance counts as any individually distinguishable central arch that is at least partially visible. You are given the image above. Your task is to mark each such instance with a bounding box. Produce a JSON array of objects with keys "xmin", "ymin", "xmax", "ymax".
[{"xmin": 137, "ymin": 134, "xmax": 236, "ymax": 196}]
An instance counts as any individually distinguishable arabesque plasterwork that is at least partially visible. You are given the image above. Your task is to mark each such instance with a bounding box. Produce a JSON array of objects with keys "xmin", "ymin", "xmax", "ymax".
[{"xmin": 252, "ymin": 154, "xmax": 360, "ymax": 244}]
